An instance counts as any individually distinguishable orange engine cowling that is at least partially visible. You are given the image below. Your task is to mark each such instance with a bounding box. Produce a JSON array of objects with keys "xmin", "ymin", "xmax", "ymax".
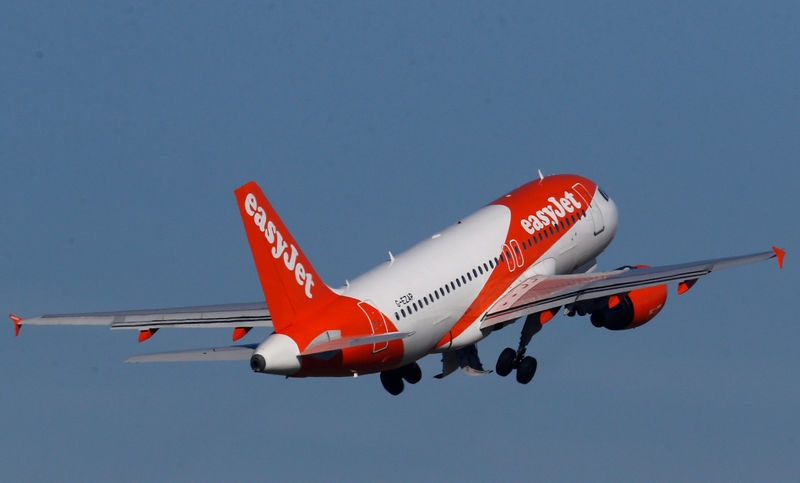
[{"xmin": 590, "ymin": 284, "xmax": 668, "ymax": 331}]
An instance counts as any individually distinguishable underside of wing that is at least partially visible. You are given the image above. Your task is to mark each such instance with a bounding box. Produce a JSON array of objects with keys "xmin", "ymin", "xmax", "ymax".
[
  {"xmin": 481, "ymin": 248, "xmax": 782, "ymax": 328},
  {"xmin": 11, "ymin": 302, "xmax": 271, "ymax": 333}
]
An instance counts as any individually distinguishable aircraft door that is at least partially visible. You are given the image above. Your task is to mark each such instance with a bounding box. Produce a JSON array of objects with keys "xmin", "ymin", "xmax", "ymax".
[
  {"xmin": 572, "ymin": 183, "xmax": 605, "ymax": 235},
  {"xmin": 357, "ymin": 301, "xmax": 389, "ymax": 353}
]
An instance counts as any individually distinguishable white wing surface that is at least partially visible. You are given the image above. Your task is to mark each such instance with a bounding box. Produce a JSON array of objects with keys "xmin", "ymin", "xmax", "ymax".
[
  {"xmin": 481, "ymin": 248, "xmax": 783, "ymax": 328},
  {"xmin": 12, "ymin": 302, "xmax": 271, "ymax": 331}
]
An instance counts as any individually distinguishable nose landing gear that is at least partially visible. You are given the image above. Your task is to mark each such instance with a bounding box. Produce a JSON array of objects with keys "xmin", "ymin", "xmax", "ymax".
[{"xmin": 496, "ymin": 312, "xmax": 544, "ymax": 385}]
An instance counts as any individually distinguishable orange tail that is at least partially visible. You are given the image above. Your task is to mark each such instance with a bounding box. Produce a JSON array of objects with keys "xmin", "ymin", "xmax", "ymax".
[{"xmin": 235, "ymin": 182, "xmax": 337, "ymax": 332}]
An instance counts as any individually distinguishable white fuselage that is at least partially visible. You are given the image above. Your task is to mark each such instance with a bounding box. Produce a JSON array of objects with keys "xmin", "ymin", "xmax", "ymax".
[{"xmin": 341, "ymin": 186, "xmax": 619, "ymax": 365}]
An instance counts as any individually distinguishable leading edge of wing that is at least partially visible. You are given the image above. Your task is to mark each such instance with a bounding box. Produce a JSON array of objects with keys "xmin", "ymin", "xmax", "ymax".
[
  {"xmin": 14, "ymin": 302, "xmax": 272, "ymax": 330},
  {"xmin": 482, "ymin": 249, "xmax": 781, "ymax": 327}
]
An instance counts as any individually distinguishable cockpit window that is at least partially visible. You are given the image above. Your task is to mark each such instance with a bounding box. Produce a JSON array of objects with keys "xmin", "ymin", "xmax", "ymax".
[{"xmin": 599, "ymin": 187, "xmax": 609, "ymax": 201}]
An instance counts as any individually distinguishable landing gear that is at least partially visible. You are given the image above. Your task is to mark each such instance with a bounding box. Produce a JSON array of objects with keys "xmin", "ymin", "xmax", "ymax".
[
  {"xmin": 495, "ymin": 348, "xmax": 516, "ymax": 377},
  {"xmin": 496, "ymin": 313, "xmax": 543, "ymax": 385},
  {"xmin": 516, "ymin": 356, "xmax": 537, "ymax": 384},
  {"xmin": 380, "ymin": 370, "xmax": 404, "ymax": 396},
  {"xmin": 380, "ymin": 362, "xmax": 422, "ymax": 395},
  {"xmin": 399, "ymin": 362, "xmax": 422, "ymax": 384}
]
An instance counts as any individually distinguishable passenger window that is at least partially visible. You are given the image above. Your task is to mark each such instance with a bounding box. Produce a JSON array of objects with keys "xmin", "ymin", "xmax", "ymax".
[
  {"xmin": 549, "ymin": 227, "xmax": 554, "ymax": 235},
  {"xmin": 484, "ymin": 263, "xmax": 489, "ymax": 271},
  {"xmin": 478, "ymin": 266, "xmax": 483, "ymax": 275},
  {"xmin": 467, "ymin": 272, "xmax": 472, "ymax": 281},
  {"xmin": 435, "ymin": 291, "xmax": 440, "ymax": 300},
  {"xmin": 456, "ymin": 279, "xmax": 461, "ymax": 287},
  {"xmin": 461, "ymin": 275, "xmax": 467, "ymax": 284},
  {"xmin": 534, "ymin": 236, "xmax": 538, "ymax": 244},
  {"xmin": 401, "ymin": 308, "xmax": 406, "ymax": 317},
  {"xmin": 412, "ymin": 302, "xmax": 417, "ymax": 311},
  {"xmin": 395, "ymin": 312, "xmax": 399, "ymax": 320},
  {"xmin": 446, "ymin": 284, "xmax": 451, "ymax": 293}
]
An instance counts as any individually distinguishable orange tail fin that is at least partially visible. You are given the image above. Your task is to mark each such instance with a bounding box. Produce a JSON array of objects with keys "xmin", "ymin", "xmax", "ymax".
[{"xmin": 235, "ymin": 182, "xmax": 337, "ymax": 332}]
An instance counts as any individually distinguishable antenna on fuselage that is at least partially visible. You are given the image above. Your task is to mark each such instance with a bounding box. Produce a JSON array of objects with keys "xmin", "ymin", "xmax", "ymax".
[
  {"xmin": 538, "ymin": 169, "xmax": 544, "ymax": 181},
  {"xmin": 388, "ymin": 251, "xmax": 395, "ymax": 265}
]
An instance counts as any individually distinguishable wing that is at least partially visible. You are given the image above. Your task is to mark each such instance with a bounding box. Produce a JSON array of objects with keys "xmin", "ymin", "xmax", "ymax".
[
  {"xmin": 481, "ymin": 247, "xmax": 784, "ymax": 328},
  {"xmin": 10, "ymin": 302, "xmax": 271, "ymax": 336}
]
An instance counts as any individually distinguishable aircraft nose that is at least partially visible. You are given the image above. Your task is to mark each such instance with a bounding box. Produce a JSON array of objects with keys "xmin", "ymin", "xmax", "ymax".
[
  {"xmin": 605, "ymin": 196, "xmax": 619, "ymax": 236},
  {"xmin": 250, "ymin": 354, "xmax": 266, "ymax": 372}
]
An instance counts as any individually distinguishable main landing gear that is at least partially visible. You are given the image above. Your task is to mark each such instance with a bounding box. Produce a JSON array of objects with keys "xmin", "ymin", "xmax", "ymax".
[
  {"xmin": 496, "ymin": 313, "xmax": 542, "ymax": 384},
  {"xmin": 380, "ymin": 362, "xmax": 422, "ymax": 396}
]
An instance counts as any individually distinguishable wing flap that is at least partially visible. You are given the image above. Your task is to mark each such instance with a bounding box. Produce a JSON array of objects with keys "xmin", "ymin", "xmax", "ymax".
[{"xmin": 482, "ymin": 249, "xmax": 780, "ymax": 328}]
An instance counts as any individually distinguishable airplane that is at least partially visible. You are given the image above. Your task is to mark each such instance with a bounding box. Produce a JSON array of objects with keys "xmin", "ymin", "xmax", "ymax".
[{"xmin": 10, "ymin": 173, "xmax": 785, "ymax": 395}]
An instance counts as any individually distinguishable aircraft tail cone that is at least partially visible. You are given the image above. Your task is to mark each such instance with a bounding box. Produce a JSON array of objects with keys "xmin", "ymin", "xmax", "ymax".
[{"xmin": 250, "ymin": 354, "xmax": 266, "ymax": 372}]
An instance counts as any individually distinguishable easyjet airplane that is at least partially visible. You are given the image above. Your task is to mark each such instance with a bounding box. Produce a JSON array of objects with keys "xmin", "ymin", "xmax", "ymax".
[{"xmin": 11, "ymin": 174, "xmax": 785, "ymax": 395}]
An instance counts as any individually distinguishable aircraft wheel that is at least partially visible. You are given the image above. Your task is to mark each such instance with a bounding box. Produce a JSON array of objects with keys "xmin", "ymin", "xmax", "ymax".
[
  {"xmin": 400, "ymin": 363, "xmax": 422, "ymax": 384},
  {"xmin": 496, "ymin": 347, "xmax": 516, "ymax": 377},
  {"xmin": 516, "ymin": 356, "xmax": 538, "ymax": 385},
  {"xmin": 380, "ymin": 370, "xmax": 404, "ymax": 396}
]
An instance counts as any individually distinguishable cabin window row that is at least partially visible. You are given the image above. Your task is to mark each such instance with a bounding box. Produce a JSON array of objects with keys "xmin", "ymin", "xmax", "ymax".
[
  {"xmin": 393, "ymin": 210, "xmax": 587, "ymax": 320},
  {"xmin": 394, "ymin": 256, "xmax": 500, "ymax": 320}
]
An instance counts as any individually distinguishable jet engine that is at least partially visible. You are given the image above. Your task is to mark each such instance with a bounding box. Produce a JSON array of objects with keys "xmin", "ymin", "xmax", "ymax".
[{"xmin": 590, "ymin": 283, "xmax": 668, "ymax": 330}]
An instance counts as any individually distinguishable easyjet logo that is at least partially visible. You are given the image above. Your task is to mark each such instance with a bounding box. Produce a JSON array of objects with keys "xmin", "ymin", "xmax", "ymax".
[
  {"xmin": 244, "ymin": 193, "xmax": 314, "ymax": 298},
  {"xmin": 520, "ymin": 191, "xmax": 583, "ymax": 235}
]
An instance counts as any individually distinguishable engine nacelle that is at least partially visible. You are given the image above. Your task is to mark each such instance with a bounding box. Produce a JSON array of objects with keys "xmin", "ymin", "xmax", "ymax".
[{"xmin": 590, "ymin": 284, "xmax": 668, "ymax": 331}]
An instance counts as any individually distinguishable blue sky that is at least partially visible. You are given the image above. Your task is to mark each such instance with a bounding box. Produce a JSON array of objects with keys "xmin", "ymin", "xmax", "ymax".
[{"xmin": 2, "ymin": 2, "xmax": 798, "ymax": 481}]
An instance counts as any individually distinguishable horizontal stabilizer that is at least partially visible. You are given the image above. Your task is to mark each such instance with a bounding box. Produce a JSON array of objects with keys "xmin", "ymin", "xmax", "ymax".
[
  {"xmin": 301, "ymin": 331, "xmax": 414, "ymax": 356},
  {"xmin": 125, "ymin": 344, "xmax": 258, "ymax": 363}
]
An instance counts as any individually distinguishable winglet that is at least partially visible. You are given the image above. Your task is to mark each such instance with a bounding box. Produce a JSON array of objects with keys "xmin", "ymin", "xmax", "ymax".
[
  {"xmin": 772, "ymin": 246, "xmax": 785, "ymax": 269},
  {"xmin": 9, "ymin": 314, "xmax": 22, "ymax": 337}
]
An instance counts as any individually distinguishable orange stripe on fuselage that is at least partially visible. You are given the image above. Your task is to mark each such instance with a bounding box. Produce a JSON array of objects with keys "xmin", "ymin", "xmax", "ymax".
[{"xmin": 435, "ymin": 175, "xmax": 597, "ymax": 348}]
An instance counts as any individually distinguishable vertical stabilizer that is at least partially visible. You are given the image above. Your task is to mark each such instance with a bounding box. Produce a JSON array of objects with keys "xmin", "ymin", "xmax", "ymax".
[{"xmin": 235, "ymin": 182, "xmax": 337, "ymax": 332}]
